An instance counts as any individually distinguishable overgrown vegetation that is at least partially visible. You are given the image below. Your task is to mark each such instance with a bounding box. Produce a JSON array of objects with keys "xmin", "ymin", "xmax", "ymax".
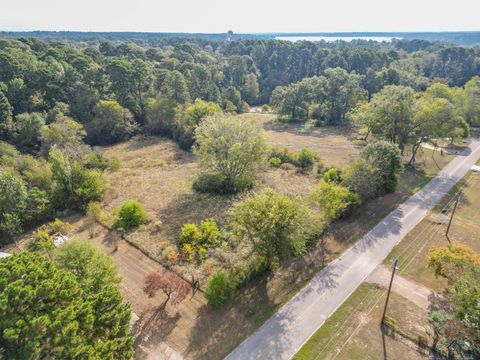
[{"xmin": 0, "ymin": 246, "xmax": 134, "ymax": 359}]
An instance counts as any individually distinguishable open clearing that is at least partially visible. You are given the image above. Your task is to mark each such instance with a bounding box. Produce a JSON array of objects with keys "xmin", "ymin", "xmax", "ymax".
[
  {"xmin": 293, "ymin": 283, "xmax": 433, "ymax": 360},
  {"xmin": 10, "ymin": 113, "xmax": 461, "ymax": 359}
]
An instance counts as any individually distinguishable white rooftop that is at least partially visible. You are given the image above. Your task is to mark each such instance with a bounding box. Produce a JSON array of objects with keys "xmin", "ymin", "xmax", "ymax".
[{"xmin": 471, "ymin": 165, "xmax": 480, "ymax": 172}]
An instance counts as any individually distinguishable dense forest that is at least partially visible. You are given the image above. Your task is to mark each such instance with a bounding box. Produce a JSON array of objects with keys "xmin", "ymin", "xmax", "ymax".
[
  {"xmin": 0, "ymin": 36, "xmax": 480, "ymax": 240},
  {"xmin": 2, "ymin": 31, "xmax": 480, "ymax": 45}
]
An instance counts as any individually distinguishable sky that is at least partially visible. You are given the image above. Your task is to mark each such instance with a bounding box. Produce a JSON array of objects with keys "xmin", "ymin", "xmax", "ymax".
[{"xmin": 1, "ymin": 0, "xmax": 479, "ymax": 33}]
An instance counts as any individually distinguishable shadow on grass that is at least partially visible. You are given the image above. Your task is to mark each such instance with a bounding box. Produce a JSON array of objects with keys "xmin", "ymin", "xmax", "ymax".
[
  {"xmin": 133, "ymin": 306, "xmax": 181, "ymax": 359},
  {"xmin": 184, "ymin": 275, "xmax": 278, "ymax": 360}
]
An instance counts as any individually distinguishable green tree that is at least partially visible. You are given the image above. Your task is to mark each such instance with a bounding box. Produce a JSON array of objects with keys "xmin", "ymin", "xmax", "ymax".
[
  {"xmin": 203, "ymin": 271, "xmax": 236, "ymax": 307},
  {"xmin": 310, "ymin": 181, "xmax": 360, "ymax": 221},
  {"xmin": 361, "ymin": 141, "xmax": 403, "ymax": 193},
  {"xmin": 462, "ymin": 76, "xmax": 480, "ymax": 126},
  {"xmin": 229, "ymin": 188, "xmax": 318, "ymax": 265},
  {"xmin": 0, "ymin": 90, "xmax": 13, "ymax": 139},
  {"xmin": 40, "ymin": 114, "xmax": 88, "ymax": 158},
  {"xmin": 49, "ymin": 147, "xmax": 107, "ymax": 211},
  {"xmin": 115, "ymin": 200, "xmax": 147, "ymax": 230},
  {"xmin": 342, "ymin": 159, "xmax": 380, "ymax": 200},
  {"xmin": 427, "ymin": 243, "xmax": 480, "ymax": 353},
  {"xmin": 357, "ymin": 85, "xmax": 416, "ymax": 153},
  {"xmin": 14, "ymin": 112, "xmax": 45, "ymax": 152},
  {"xmin": 242, "ymin": 73, "xmax": 260, "ymax": 104},
  {"xmin": 88, "ymin": 100, "xmax": 137, "ymax": 145},
  {"xmin": 145, "ymin": 71, "xmax": 191, "ymax": 135},
  {"xmin": 0, "ymin": 252, "xmax": 134, "ymax": 359},
  {"xmin": 319, "ymin": 67, "xmax": 367, "ymax": 125},
  {"xmin": 0, "ymin": 166, "xmax": 27, "ymax": 237},
  {"xmin": 194, "ymin": 115, "xmax": 267, "ymax": 193},
  {"xmin": 172, "ymin": 98, "xmax": 222, "ymax": 150}
]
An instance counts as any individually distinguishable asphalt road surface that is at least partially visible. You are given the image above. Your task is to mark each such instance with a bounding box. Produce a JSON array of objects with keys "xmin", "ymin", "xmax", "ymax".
[{"xmin": 225, "ymin": 139, "xmax": 480, "ymax": 360}]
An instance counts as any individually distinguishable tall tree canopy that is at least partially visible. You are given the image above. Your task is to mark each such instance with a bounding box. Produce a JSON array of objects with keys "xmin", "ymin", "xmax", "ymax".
[{"xmin": 0, "ymin": 251, "xmax": 134, "ymax": 359}]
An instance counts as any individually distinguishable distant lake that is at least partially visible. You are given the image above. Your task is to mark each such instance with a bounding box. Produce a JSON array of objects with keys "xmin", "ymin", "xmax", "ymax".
[{"xmin": 276, "ymin": 36, "xmax": 400, "ymax": 42}]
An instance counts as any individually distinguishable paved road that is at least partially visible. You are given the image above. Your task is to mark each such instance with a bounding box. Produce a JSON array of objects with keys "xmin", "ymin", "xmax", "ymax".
[
  {"xmin": 225, "ymin": 139, "xmax": 480, "ymax": 360},
  {"xmin": 366, "ymin": 265, "xmax": 435, "ymax": 310}
]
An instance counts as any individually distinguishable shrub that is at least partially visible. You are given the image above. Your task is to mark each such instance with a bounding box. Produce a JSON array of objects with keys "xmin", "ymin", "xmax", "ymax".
[
  {"xmin": 116, "ymin": 200, "xmax": 147, "ymax": 230},
  {"xmin": 204, "ymin": 271, "xmax": 236, "ymax": 307},
  {"xmin": 270, "ymin": 146, "xmax": 297, "ymax": 165},
  {"xmin": 167, "ymin": 250, "xmax": 180, "ymax": 264},
  {"xmin": 295, "ymin": 148, "xmax": 316, "ymax": 172},
  {"xmin": 270, "ymin": 156, "xmax": 282, "ymax": 168},
  {"xmin": 181, "ymin": 243, "xmax": 195, "ymax": 262},
  {"xmin": 342, "ymin": 159, "xmax": 380, "ymax": 200},
  {"xmin": 178, "ymin": 219, "xmax": 222, "ymax": 261},
  {"xmin": 84, "ymin": 153, "xmax": 121, "ymax": 171},
  {"xmin": 199, "ymin": 218, "xmax": 221, "ymax": 246},
  {"xmin": 323, "ymin": 167, "xmax": 342, "ymax": 183},
  {"xmin": 361, "ymin": 141, "xmax": 403, "ymax": 194},
  {"xmin": 311, "ymin": 181, "xmax": 361, "ymax": 221},
  {"xmin": 179, "ymin": 223, "xmax": 202, "ymax": 246},
  {"xmin": 316, "ymin": 159, "xmax": 328, "ymax": 175},
  {"xmin": 261, "ymin": 104, "xmax": 272, "ymax": 113},
  {"xmin": 231, "ymin": 257, "xmax": 271, "ymax": 288},
  {"xmin": 193, "ymin": 173, "xmax": 227, "ymax": 194}
]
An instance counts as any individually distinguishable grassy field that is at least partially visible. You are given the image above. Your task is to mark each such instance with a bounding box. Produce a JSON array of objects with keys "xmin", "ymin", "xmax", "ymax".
[
  {"xmin": 9, "ymin": 113, "xmax": 462, "ymax": 359},
  {"xmin": 294, "ymin": 283, "xmax": 433, "ymax": 360}
]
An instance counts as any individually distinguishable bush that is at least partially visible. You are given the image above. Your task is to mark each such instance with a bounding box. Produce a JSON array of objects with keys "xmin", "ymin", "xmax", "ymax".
[
  {"xmin": 116, "ymin": 200, "xmax": 147, "ymax": 230},
  {"xmin": 342, "ymin": 159, "xmax": 380, "ymax": 200},
  {"xmin": 361, "ymin": 141, "xmax": 403, "ymax": 194},
  {"xmin": 261, "ymin": 104, "xmax": 272, "ymax": 113},
  {"xmin": 204, "ymin": 271, "xmax": 236, "ymax": 307},
  {"xmin": 84, "ymin": 153, "xmax": 121, "ymax": 171},
  {"xmin": 231, "ymin": 257, "xmax": 271, "ymax": 288},
  {"xmin": 311, "ymin": 181, "xmax": 361, "ymax": 221},
  {"xmin": 295, "ymin": 148, "xmax": 316, "ymax": 172},
  {"xmin": 179, "ymin": 223, "xmax": 201, "ymax": 245},
  {"xmin": 193, "ymin": 172, "xmax": 254, "ymax": 194},
  {"xmin": 199, "ymin": 218, "xmax": 221, "ymax": 246},
  {"xmin": 88, "ymin": 100, "xmax": 137, "ymax": 145},
  {"xmin": 323, "ymin": 167, "xmax": 342, "ymax": 183},
  {"xmin": 270, "ymin": 156, "xmax": 282, "ymax": 168},
  {"xmin": 270, "ymin": 146, "xmax": 297, "ymax": 165},
  {"xmin": 178, "ymin": 219, "xmax": 222, "ymax": 262}
]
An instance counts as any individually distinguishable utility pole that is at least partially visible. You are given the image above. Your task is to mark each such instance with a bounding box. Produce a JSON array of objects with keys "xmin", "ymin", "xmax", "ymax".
[
  {"xmin": 446, "ymin": 192, "xmax": 462, "ymax": 243},
  {"xmin": 381, "ymin": 259, "xmax": 398, "ymax": 324}
]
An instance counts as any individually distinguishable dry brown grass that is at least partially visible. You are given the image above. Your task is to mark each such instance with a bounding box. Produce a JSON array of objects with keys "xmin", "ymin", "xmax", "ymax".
[
  {"xmin": 294, "ymin": 283, "xmax": 433, "ymax": 360},
  {"xmin": 386, "ymin": 171, "xmax": 480, "ymax": 291},
  {"xmin": 242, "ymin": 113, "xmax": 363, "ymax": 168},
  {"xmin": 9, "ymin": 114, "xmax": 464, "ymax": 359}
]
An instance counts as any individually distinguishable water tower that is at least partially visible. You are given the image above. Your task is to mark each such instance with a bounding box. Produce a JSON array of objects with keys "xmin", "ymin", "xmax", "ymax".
[{"xmin": 227, "ymin": 30, "xmax": 234, "ymax": 41}]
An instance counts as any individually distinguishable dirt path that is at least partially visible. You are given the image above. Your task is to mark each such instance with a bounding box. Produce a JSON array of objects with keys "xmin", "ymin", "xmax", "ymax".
[
  {"xmin": 76, "ymin": 224, "xmax": 207, "ymax": 360},
  {"xmin": 365, "ymin": 265, "xmax": 435, "ymax": 310}
]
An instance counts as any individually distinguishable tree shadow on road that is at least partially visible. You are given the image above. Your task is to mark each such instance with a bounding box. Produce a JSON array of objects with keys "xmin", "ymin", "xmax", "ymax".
[{"xmin": 184, "ymin": 274, "xmax": 282, "ymax": 360}]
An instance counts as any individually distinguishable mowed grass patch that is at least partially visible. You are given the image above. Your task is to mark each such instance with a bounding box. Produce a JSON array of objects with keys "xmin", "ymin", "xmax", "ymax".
[
  {"xmin": 385, "ymin": 171, "xmax": 480, "ymax": 291},
  {"xmin": 294, "ymin": 283, "xmax": 432, "ymax": 360}
]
